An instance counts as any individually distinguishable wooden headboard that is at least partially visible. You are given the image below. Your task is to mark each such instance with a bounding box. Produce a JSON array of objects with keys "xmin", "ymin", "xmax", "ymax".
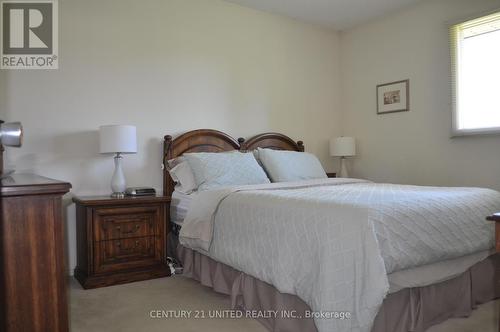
[
  {"xmin": 241, "ymin": 132, "xmax": 304, "ymax": 152},
  {"xmin": 163, "ymin": 129, "xmax": 241, "ymax": 197},
  {"xmin": 162, "ymin": 129, "xmax": 305, "ymax": 197}
]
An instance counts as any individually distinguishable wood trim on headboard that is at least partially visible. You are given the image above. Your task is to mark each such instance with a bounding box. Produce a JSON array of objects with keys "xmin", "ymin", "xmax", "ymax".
[
  {"xmin": 163, "ymin": 129, "xmax": 241, "ymax": 197},
  {"xmin": 241, "ymin": 132, "xmax": 304, "ymax": 152}
]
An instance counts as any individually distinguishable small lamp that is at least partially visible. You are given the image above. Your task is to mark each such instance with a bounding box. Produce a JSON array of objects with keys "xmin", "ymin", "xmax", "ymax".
[
  {"xmin": 330, "ymin": 137, "xmax": 356, "ymax": 178},
  {"xmin": 0, "ymin": 120, "xmax": 23, "ymax": 177},
  {"xmin": 0, "ymin": 121, "xmax": 23, "ymax": 147},
  {"xmin": 99, "ymin": 125, "xmax": 137, "ymax": 197}
]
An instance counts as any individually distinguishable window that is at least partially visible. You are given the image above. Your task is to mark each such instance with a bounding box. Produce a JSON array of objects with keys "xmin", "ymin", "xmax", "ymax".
[{"xmin": 451, "ymin": 11, "xmax": 500, "ymax": 135}]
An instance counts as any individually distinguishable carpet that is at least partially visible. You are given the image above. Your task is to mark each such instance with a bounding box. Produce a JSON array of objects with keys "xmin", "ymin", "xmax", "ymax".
[{"xmin": 69, "ymin": 276, "xmax": 499, "ymax": 332}]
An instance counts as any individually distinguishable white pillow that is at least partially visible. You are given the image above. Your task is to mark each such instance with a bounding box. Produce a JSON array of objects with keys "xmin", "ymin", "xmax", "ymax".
[
  {"xmin": 168, "ymin": 161, "xmax": 197, "ymax": 194},
  {"xmin": 184, "ymin": 151, "xmax": 270, "ymax": 191},
  {"xmin": 167, "ymin": 156, "xmax": 185, "ymax": 169},
  {"xmin": 257, "ymin": 148, "xmax": 327, "ymax": 182}
]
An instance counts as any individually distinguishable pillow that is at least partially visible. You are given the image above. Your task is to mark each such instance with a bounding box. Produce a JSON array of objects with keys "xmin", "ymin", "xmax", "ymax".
[
  {"xmin": 257, "ymin": 148, "xmax": 327, "ymax": 182},
  {"xmin": 168, "ymin": 161, "xmax": 197, "ymax": 194},
  {"xmin": 167, "ymin": 156, "xmax": 185, "ymax": 169},
  {"xmin": 184, "ymin": 151, "xmax": 270, "ymax": 191}
]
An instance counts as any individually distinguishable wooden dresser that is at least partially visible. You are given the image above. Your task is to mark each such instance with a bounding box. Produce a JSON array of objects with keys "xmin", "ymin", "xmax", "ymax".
[
  {"xmin": 73, "ymin": 195, "xmax": 171, "ymax": 289},
  {"xmin": 0, "ymin": 173, "xmax": 71, "ymax": 332}
]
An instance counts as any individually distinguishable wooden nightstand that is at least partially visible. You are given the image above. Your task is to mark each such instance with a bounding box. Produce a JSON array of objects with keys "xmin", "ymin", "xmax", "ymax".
[
  {"xmin": 326, "ymin": 172, "xmax": 337, "ymax": 178},
  {"xmin": 73, "ymin": 195, "xmax": 171, "ymax": 289},
  {"xmin": 487, "ymin": 213, "xmax": 500, "ymax": 253},
  {"xmin": 486, "ymin": 213, "xmax": 500, "ymax": 331}
]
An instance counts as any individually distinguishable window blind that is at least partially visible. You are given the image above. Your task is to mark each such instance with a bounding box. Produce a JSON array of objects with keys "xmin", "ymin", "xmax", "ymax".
[{"xmin": 450, "ymin": 11, "xmax": 500, "ymax": 136}]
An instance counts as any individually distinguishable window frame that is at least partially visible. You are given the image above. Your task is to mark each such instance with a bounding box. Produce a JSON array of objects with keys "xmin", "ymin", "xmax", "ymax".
[{"xmin": 450, "ymin": 10, "xmax": 500, "ymax": 137}]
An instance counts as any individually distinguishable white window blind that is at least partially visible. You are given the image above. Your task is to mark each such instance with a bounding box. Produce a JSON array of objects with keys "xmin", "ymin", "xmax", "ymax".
[{"xmin": 450, "ymin": 11, "xmax": 500, "ymax": 135}]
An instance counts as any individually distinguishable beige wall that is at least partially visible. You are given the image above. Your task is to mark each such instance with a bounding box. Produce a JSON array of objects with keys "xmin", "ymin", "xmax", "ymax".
[
  {"xmin": 0, "ymin": 0, "xmax": 342, "ymax": 273},
  {"xmin": 340, "ymin": 0, "xmax": 500, "ymax": 190}
]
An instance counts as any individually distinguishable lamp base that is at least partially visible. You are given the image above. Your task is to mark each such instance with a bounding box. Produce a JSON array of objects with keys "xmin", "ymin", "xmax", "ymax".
[
  {"xmin": 110, "ymin": 153, "xmax": 127, "ymax": 196},
  {"xmin": 339, "ymin": 157, "xmax": 349, "ymax": 178},
  {"xmin": 111, "ymin": 192, "xmax": 125, "ymax": 198}
]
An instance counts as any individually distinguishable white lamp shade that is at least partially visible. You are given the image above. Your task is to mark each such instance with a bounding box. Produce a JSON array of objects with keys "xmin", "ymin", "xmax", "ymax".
[
  {"xmin": 330, "ymin": 137, "xmax": 356, "ymax": 157},
  {"xmin": 99, "ymin": 125, "xmax": 137, "ymax": 154}
]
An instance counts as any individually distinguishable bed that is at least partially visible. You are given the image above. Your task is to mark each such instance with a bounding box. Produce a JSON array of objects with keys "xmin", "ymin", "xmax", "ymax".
[{"xmin": 163, "ymin": 129, "xmax": 500, "ymax": 332}]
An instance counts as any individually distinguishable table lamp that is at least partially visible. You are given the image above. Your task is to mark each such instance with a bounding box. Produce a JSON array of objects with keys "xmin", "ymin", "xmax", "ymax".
[
  {"xmin": 330, "ymin": 137, "xmax": 356, "ymax": 178},
  {"xmin": 99, "ymin": 125, "xmax": 137, "ymax": 197}
]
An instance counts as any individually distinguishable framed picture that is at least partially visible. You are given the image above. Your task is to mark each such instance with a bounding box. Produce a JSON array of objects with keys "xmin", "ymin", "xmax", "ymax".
[{"xmin": 376, "ymin": 79, "xmax": 409, "ymax": 114}]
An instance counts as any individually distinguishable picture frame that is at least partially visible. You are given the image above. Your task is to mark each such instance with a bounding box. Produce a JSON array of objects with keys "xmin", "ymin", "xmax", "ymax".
[{"xmin": 376, "ymin": 79, "xmax": 409, "ymax": 114}]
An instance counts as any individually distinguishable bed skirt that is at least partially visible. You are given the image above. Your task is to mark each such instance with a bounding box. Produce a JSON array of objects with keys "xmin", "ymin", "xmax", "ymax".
[{"xmin": 177, "ymin": 244, "xmax": 499, "ymax": 332}]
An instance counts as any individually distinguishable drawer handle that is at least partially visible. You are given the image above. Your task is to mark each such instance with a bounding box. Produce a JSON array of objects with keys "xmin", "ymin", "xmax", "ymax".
[
  {"xmin": 116, "ymin": 240, "xmax": 141, "ymax": 251},
  {"xmin": 116, "ymin": 224, "xmax": 141, "ymax": 234}
]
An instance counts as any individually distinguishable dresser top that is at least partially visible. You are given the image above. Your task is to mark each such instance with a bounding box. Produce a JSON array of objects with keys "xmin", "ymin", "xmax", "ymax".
[
  {"xmin": 0, "ymin": 173, "xmax": 72, "ymax": 197},
  {"xmin": 73, "ymin": 194, "xmax": 170, "ymax": 206}
]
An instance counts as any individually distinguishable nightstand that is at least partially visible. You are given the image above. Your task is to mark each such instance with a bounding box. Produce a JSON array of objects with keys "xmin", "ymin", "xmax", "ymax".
[
  {"xmin": 486, "ymin": 213, "xmax": 500, "ymax": 329},
  {"xmin": 73, "ymin": 195, "xmax": 171, "ymax": 289},
  {"xmin": 487, "ymin": 213, "xmax": 500, "ymax": 253},
  {"xmin": 326, "ymin": 172, "xmax": 337, "ymax": 178}
]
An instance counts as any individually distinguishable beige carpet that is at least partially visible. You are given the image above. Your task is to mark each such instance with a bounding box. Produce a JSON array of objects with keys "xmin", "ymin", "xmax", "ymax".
[{"xmin": 70, "ymin": 276, "xmax": 499, "ymax": 332}]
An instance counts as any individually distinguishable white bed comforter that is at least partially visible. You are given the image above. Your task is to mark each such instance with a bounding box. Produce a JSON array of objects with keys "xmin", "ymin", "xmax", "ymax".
[{"xmin": 179, "ymin": 178, "xmax": 500, "ymax": 332}]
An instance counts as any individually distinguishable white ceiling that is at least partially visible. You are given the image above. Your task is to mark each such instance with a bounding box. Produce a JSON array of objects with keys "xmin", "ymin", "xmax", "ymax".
[{"xmin": 225, "ymin": 0, "xmax": 424, "ymax": 30}]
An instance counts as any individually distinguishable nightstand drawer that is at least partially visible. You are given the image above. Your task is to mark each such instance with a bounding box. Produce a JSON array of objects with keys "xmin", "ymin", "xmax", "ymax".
[
  {"xmin": 94, "ymin": 206, "xmax": 160, "ymax": 241},
  {"xmin": 97, "ymin": 214, "xmax": 154, "ymax": 240},
  {"xmin": 94, "ymin": 237, "xmax": 157, "ymax": 274}
]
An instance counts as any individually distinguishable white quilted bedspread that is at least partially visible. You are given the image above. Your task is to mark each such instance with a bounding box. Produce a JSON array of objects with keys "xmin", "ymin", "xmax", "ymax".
[{"xmin": 179, "ymin": 178, "xmax": 500, "ymax": 332}]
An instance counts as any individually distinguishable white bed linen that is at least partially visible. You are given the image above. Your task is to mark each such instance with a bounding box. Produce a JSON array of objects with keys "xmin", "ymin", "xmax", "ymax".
[
  {"xmin": 170, "ymin": 190, "xmax": 194, "ymax": 225},
  {"xmin": 386, "ymin": 249, "xmax": 491, "ymax": 293},
  {"xmin": 179, "ymin": 178, "xmax": 500, "ymax": 332},
  {"xmin": 173, "ymin": 185, "xmax": 490, "ymax": 293}
]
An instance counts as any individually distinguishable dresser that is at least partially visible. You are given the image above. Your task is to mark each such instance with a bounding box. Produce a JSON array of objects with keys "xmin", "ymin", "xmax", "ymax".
[
  {"xmin": 73, "ymin": 195, "xmax": 171, "ymax": 289},
  {"xmin": 0, "ymin": 174, "xmax": 71, "ymax": 332}
]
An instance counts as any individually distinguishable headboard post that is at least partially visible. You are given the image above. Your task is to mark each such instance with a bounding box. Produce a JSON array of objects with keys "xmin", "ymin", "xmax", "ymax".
[
  {"xmin": 163, "ymin": 135, "xmax": 174, "ymax": 196},
  {"xmin": 297, "ymin": 141, "xmax": 304, "ymax": 152}
]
